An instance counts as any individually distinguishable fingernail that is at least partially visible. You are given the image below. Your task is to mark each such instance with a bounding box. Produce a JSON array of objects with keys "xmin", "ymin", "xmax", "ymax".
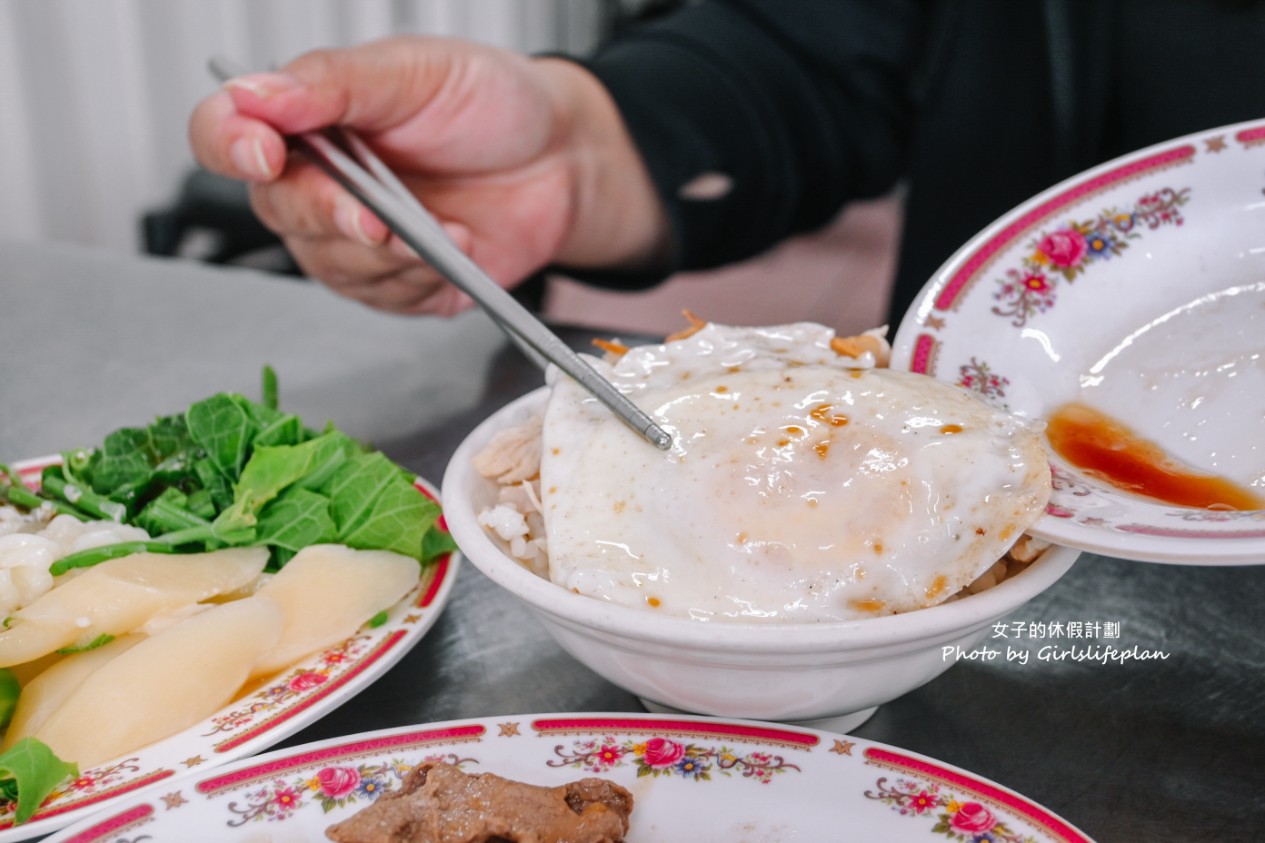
[
  {"xmin": 222, "ymin": 72, "xmax": 301, "ymax": 100},
  {"xmin": 230, "ymin": 136, "xmax": 275, "ymax": 180},
  {"xmin": 335, "ymin": 196, "xmax": 378, "ymax": 247}
]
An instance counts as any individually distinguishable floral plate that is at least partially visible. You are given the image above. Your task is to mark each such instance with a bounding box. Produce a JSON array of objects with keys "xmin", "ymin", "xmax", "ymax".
[
  {"xmin": 41, "ymin": 712, "xmax": 1094, "ymax": 843},
  {"xmin": 891, "ymin": 118, "xmax": 1265, "ymax": 565},
  {"xmin": 0, "ymin": 458, "xmax": 460, "ymax": 842}
]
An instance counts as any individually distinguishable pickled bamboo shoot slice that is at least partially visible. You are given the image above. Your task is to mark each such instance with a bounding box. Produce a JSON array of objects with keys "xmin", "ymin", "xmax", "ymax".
[
  {"xmin": 0, "ymin": 547, "xmax": 267, "ymax": 667},
  {"xmin": 250, "ymin": 544, "xmax": 418, "ymax": 678},
  {"xmin": 2, "ymin": 634, "xmax": 145, "ymax": 749},
  {"xmin": 29, "ymin": 596, "xmax": 283, "ymax": 768}
]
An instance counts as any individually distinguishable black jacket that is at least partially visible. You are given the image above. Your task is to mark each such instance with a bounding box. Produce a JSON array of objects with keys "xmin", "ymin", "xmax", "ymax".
[{"xmin": 584, "ymin": 0, "xmax": 1265, "ymax": 326}]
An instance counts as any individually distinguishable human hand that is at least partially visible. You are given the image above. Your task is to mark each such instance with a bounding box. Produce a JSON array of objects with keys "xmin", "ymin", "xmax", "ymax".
[{"xmin": 188, "ymin": 36, "xmax": 666, "ymax": 315}]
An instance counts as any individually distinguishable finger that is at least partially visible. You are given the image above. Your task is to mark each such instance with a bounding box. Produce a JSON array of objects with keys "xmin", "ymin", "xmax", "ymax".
[
  {"xmin": 371, "ymin": 276, "xmax": 474, "ymax": 317},
  {"xmin": 385, "ymin": 219, "xmax": 472, "ymax": 260},
  {"xmin": 219, "ymin": 38, "xmax": 456, "ymax": 136},
  {"xmin": 327, "ymin": 266, "xmax": 470, "ymax": 316},
  {"xmin": 362, "ymin": 276, "xmax": 471, "ymax": 316},
  {"xmin": 247, "ymin": 161, "xmax": 389, "ymax": 245},
  {"xmin": 285, "ymin": 232, "xmax": 423, "ymax": 287},
  {"xmin": 410, "ymin": 287, "xmax": 475, "ymax": 317},
  {"xmin": 187, "ymin": 90, "xmax": 287, "ymax": 182},
  {"xmin": 284, "ymin": 234, "xmax": 476, "ymax": 316}
]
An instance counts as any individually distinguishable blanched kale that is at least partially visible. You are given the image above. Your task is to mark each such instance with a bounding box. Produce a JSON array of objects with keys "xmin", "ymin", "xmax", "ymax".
[{"xmin": 5, "ymin": 367, "xmax": 455, "ymax": 573}]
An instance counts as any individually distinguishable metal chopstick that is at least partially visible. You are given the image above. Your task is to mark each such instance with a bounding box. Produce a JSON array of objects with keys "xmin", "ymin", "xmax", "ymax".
[
  {"xmin": 208, "ymin": 57, "xmax": 672, "ymax": 451},
  {"xmin": 332, "ymin": 125, "xmax": 553, "ymax": 373}
]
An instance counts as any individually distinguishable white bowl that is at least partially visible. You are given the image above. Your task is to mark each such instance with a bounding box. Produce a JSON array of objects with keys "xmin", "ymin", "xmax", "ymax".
[
  {"xmin": 442, "ymin": 388, "xmax": 1079, "ymax": 732},
  {"xmin": 892, "ymin": 118, "xmax": 1265, "ymax": 564}
]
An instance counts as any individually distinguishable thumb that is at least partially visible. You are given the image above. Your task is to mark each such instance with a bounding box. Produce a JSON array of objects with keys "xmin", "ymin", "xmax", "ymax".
[{"xmin": 221, "ymin": 38, "xmax": 452, "ymax": 135}]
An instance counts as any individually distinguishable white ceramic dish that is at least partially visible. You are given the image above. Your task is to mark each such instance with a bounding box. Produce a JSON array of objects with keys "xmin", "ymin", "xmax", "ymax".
[
  {"xmin": 41, "ymin": 712, "xmax": 1096, "ymax": 843},
  {"xmin": 442, "ymin": 389, "xmax": 1079, "ymax": 734},
  {"xmin": 892, "ymin": 118, "xmax": 1265, "ymax": 564},
  {"xmin": 0, "ymin": 457, "xmax": 460, "ymax": 842}
]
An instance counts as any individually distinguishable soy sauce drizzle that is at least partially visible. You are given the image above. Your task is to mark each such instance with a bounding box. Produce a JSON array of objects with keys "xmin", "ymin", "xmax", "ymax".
[{"xmin": 1046, "ymin": 402, "xmax": 1264, "ymax": 511}]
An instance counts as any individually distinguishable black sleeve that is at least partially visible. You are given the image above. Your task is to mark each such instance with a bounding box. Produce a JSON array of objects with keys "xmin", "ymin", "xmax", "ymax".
[{"xmin": 578, "ymin": 0, "xmax": 927, "ymax": 288}]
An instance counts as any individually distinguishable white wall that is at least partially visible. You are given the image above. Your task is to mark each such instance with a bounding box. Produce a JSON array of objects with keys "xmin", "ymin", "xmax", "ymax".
[{"xmin": 0, "ymin": 0, "xmax": 607, "ymax": 252}]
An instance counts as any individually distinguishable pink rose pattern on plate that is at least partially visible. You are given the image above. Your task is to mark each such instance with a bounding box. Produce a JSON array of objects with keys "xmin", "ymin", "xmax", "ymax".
[
  {"xmin": 547, "ymin": 735, "xmax": 801, "ymax": 784},
  {"xmin": 219, "ymin": 741, "xmax": 1070, "ymax": 836},
  {"xmin": 956, "ymin": 357, "xmax": 1011, "ymax": 408},
  {"xmin": 866, "ymin": 777, "xmax": 1040, "ymax": 843},
  {"xmin": 204, "ymin": 634, "xmax": 375, "ymax": 740},
  {"xmin": 899, "ymin": 133, "xmax": 1265, "ymax": 551},
  {"xmin": 40, "ymin": 721, "xmax": 1091, "ymax": 841},
  {"xmin": 48, "ymin": 758, "xmax": 170, "ymax": 819},
  {"xmin": 224, "ymin": 753, "xmax": 473, "ymax": 827},
  {"xmin": 991, "ymin": 187, "xmax": 1190, "ymax": 327}
]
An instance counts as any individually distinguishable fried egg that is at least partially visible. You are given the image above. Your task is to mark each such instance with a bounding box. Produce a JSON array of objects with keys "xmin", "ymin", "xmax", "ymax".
[{"xmin": 539, "ymin": 322, "xmax": 1051, "ymax": 622}]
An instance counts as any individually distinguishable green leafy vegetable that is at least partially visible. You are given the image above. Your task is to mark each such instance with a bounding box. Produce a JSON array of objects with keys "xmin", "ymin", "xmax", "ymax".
[
  {"xmin": 261, "ymin": 363, "xmax": 280, "ymax": 411},
  {"xmin": 330, "ymin": 453, "xmax": 441, "ymax": 558},
  {"xmin": 1, "ymin": 467, "xmax": 76, "ymax": 517},
  {"xmin": 49, "ymin": 541, "xmax": 179, "ymax": 577},
  {"xmin": 0, "ymin": 738, "xmax": 77, "ymax": 824},
  {"xmin": 38, "ymin": 473, "xmax": 126, "ymax": 523},
  {"xmin": 188, "ymin": 394, "xmax": 258, "ymax": 481},
  {"xmin": 9, "ymin": 368, "xmax": 453, "ymax": 573},
  {"xmin": 0, "ymin": 670, "xmax": 18, "ymax": 730},
  {"xmin": 215, "ymin": 433, "xmax": 360, "ymax": 533},
  {"xmin": 134, "ymin": 488, "xmax": 208, "ymax": 537},
  {"xmin": 55, "ymin": 634, "xmax": 116, "ymax": 655},
  {"xmin": 255, "ymin": 487, "xmax": 337, "ymax": 556},
  {"xmin": 421, "ymin": 526, "xmax": 459, "ymax": 562}
]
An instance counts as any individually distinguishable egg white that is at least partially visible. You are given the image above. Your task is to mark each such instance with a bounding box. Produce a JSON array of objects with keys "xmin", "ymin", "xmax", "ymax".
[{"xmin": 539, "ymin": 323, "xmax": 1050, "ymax": 622}]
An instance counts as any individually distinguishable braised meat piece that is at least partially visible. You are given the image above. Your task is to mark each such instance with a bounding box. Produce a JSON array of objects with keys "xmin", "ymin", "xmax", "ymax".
[{"xmin": 325, "ymin": 761, "xmax": 634, "ymax": 843}]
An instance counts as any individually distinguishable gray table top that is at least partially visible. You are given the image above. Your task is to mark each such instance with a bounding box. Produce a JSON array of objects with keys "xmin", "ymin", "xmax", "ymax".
[{"xmin": 3, "ymin": 239, "xmax": 1263, "ymax": 841}]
